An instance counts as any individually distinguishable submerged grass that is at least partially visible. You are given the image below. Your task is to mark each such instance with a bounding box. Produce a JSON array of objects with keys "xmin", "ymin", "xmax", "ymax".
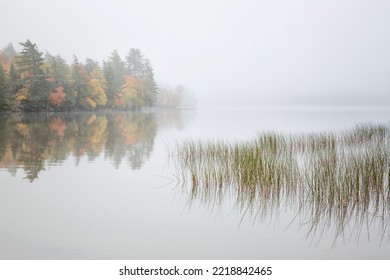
[{"xmin": 171, "ymin": 123, "xmax": 390, "ymax": 244}]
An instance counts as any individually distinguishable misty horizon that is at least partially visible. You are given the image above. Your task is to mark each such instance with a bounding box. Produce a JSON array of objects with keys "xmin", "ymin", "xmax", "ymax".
[{"xmin": 1, "ymin": 0, "xmax": 390, "ymax": 107}]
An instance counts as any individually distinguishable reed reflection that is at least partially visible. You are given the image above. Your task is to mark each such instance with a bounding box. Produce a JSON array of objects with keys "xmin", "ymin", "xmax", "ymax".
[{"xmin": 173, "ymin": 124, "xmax": 390, "ymax": 246}]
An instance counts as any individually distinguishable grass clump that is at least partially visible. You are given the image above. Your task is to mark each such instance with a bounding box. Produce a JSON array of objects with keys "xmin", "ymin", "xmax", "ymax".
[{"xmin": 171, "ymin": 123, "xmax": 390, "ymax": 244}]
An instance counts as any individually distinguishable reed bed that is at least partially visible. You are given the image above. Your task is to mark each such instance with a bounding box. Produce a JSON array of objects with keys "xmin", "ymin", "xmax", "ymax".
[{"xmin": 171, "ymin": 123, "xmax": 390, "ymax": 243}]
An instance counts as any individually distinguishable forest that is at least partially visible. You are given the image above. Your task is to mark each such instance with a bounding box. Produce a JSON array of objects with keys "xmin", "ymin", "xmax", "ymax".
[{"xmin": 0, "ymin": 40, "xmax": 160, "ymax": 111}]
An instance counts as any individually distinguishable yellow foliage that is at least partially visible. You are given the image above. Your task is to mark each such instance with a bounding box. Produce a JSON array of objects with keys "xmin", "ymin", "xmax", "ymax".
[
  {"xmin": 85, "ymin": 114, "xmax": 97, "ymax": 125},
  {"xmin": 117, "ymin": 75, "xmax": 143, "ymax": 109},
  {"xmin": 89, "ymin": 78, "xmax": 107, "ymax": 107},
  {"xmin": 16, "ymin": 87, "xmax": 28, "ymax": 101},
  {"xmin": 89, "ymin": 116, "xmax": 108, "ymax": 148},
  {"xmin": 0, "ymin": 61, "xmax": 10, "ymax": 75},
  {"xmin": 123, "ymin": 123, "xmax": 138, "ymax": 134},
  {"xmin": 15, "ymin": 123, "xmax": 29, "ymax": 136},
  {"xmin": 86, "ymin": 97, "xmax": 97, "ymax": 109},
  {"xmin": 90, "ymin": 68, "xmax": 106, "ymax": 85}
]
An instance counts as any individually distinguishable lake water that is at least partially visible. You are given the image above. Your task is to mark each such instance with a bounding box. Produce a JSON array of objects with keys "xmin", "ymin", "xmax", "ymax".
[{"xmin": 0, "ymin": 107, "xmax": 389, "ymax": 259}]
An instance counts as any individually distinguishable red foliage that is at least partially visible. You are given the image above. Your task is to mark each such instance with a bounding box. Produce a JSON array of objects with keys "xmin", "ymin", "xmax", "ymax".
[
  {"xmin": 0, "ymin": 53, "xmax": 8, "ymax": 64},
  {"xmin": 50, "ymin": 117, "xmax": 67, "ymax": 138},
  {"xmin": 49, "ymin": 86, "xmax": 66, "ymax": 107}
]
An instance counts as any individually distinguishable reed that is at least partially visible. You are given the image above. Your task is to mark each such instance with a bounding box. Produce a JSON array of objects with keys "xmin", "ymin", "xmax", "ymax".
[{"xmin": 171, "ymin": 123, "xmax": 390, "ymax": 243}]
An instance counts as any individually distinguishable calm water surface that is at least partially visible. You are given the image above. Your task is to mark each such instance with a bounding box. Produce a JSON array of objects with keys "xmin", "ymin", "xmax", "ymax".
[{"xmin": 0, "ymin": 107, "xmax": 389, "ymax": 259}]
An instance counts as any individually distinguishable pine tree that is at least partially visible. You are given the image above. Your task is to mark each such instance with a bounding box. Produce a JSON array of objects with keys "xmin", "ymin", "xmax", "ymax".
[
  {"xmin": 125, "ymin": 49, "xmax": 158, "ymax": 107},
  {"xmin": 71, "ymin": 56, "xmax": 90, "ymax": 110},
  {"xmin": 126, "ymin": 48, "xmax": 146, "ymax": 78},
  {"xmin": 1, "ymin": 43, "xmax": 17, "ymax": 62},
  {"xmin": 45, "ymin": 53, "xmax": 73, "ymax": 109},
  {"xmin": 103, "ymin": 61, "xmax": 116, "ymax": 108},
  {"xmin": 9, "ymin": 62, "xmax": 22, "ymax": 108},
  {"xmin": 104, "ymin": 50, "xmax": 126, "ymax": 108},
  {"xmin": 16, "ymin": 40, "xmax": 49, "ymax": 110},
  {"xmin": 142, "ymin": 59, "xmax": 158, "ymax": 106},
  {"xmin": 0, "ymin": 64, "xmax": 9, "ymax": 110}
]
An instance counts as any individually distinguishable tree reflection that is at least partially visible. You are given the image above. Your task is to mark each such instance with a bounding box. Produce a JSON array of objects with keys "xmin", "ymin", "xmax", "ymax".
[{"xmin": 0, "ymin": 111, "xmax": 162, "ymax": 182}]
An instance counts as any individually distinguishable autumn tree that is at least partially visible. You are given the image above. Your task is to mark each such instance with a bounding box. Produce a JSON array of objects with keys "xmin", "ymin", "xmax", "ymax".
[
  {"xmin": 125, "ymin": 49, "xmax": 158, "ymax": 107},
  {"xmin": 86, "ymin": 59, "xmax": 107, "ymax": 108},
  {"xmin": 1, "ymin": 41, "xmax": 161, "ymax": 111},
  {"xmin": 45, "ymin": 53, "xmax": 72, "ymax": 109},
  {"xmin": 115, "ymin": 75, "xmax": 141, "ymax": 109},
  {"xmin": 49, "ymin": 86, "xmax": 66, "ymax": 108}
]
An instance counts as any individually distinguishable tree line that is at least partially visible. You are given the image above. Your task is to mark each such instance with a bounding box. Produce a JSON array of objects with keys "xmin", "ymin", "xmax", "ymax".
[{"xmin": 0, "ymin": 40, "xmax": 158, "ymax": 111}]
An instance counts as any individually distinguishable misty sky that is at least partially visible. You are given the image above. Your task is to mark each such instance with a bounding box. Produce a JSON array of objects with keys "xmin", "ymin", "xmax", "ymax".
[{"xmin": 1, "ymin": 0, "xmax": 390, "ymax": 107}]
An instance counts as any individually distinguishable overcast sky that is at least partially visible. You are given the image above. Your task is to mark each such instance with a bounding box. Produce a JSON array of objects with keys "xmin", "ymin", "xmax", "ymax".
[{"xmin": 1, "ymin": 0, "xmax": 390, "ymax": 107}]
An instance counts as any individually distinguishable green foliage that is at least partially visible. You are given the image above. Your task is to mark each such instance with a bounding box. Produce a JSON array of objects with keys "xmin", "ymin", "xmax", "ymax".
[
  {"xmin": 45, "ymin": 53, "xmax": 73, "ymax": 110},
  {"xmin": 0, "ymin": 65, "xmax": 9, "ymax": 110},
  {"xmin": 103, "ymin": 50, "xmax": 126, "ymax": 108},
  {"xmin": 125, "ymin": 49, "xmax": 158, "ymax": 107},
  {"xmin": 103, "ymin": 61, "xmax": 116, "ymax": 108},
  {"xmin": 126, "ymin": 48, "xmax": 145, "ymax": 78},
  {"xmin": 71, "ymin": 57, "xmax": 91, "ymax": 110},
  {"xmin": 16, "ymin": 39, "xmax": 49, "ymax": 110}
]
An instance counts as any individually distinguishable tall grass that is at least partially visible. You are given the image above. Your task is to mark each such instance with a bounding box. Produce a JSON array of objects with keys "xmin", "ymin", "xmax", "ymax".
[{"xmin": 171, "ymin": 123, "xmax": 390, "ymax": 244}]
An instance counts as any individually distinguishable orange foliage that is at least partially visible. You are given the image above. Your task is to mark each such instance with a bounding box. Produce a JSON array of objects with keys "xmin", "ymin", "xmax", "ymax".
[
  {"xmin": 49, "ymin": 86, "xmax": 66, "ymax": 107},
  {"xmin": 124, "ymin": 135, "xmax": 135, "ymax": 145},
  {"xmin": 114, "ymin": 94, "xmax": 125, "ymax": 107},
  {"xmin": 0, "ymin": 53, "xmax": 8, "ymax": 65},
  {"xmin": 122, "ymin": 75, "xmax": 136, "ymax": 89},
  {"xmin": 85, "ymin": 114, "xmax": 97, "ymax": 125},
  {"xmin": 0, "ymin": 54, "xmax": 10, "ymax": 74},
  {"xmin": 115, "ymin": 75, "xmax": 138, "ymax": 109},
  {"xmin": 50, "ymin": 117, "xmax": 67, "ymax": 138}
]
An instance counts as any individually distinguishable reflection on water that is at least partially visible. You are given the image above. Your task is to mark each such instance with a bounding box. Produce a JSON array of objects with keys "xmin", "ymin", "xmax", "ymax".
[
  {"xmin": 173, "ymin": 124, "xmax": 390, "ymax": 247},
  {"xmin": 1, "ymin": 108, "xmax": 390, "ymax": 259},
  {"xmin": 0, "ymin": 110, "xmax": 192, "ymax": 182}
]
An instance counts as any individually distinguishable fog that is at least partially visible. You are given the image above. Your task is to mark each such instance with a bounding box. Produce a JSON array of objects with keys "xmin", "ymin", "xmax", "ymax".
[{"xmin": 1, "ymin": 0, "xmax": 390, "ymax": 107}]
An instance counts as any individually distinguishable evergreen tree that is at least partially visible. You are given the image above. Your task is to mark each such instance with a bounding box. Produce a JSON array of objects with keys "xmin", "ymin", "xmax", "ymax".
[
  {"xmin": 1, "ymin": 43, "xmax": 17, "ymax": 61},
  {"xmin": 0, "ymin": 64, "xmax": 9, "ymax": 110},
  {"xmin": 110, "ymin": 50, "xmax": 126, "ymax": 84},
  {"xmin": 71, "ymin": 56, "xmax": 90, "ymax": 110},
  {"xmin": 16, "ymin": 40, "xmax": 49, "ymax": 110},
  {"xmin": 45, "ymin": 53, "xmax": 73, "ymax": 109},
  {"xmin": 125, "ymin": 49, "xmax": 158, "ymax": 107},
  {"xmin": 45, "ymin": 53, "xmax": 71, "ymax": 87},
  {"xmin": 9, "ymin": 62, "xmax": 22, "ymax": 101},
  {"xmin": 126, "ymin": 48, "xmax": 145, "ymax": 78},
  {"xmin": 103, "ymin": 61, "xmax": 116, "ymax": 108},
  {"xmin": 104, "ymin": 50, "xmax": 126, "ymax": 108},
  {"xmin": 141, "ymin": 59, "xmax": 158, "ymax": 106}
]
